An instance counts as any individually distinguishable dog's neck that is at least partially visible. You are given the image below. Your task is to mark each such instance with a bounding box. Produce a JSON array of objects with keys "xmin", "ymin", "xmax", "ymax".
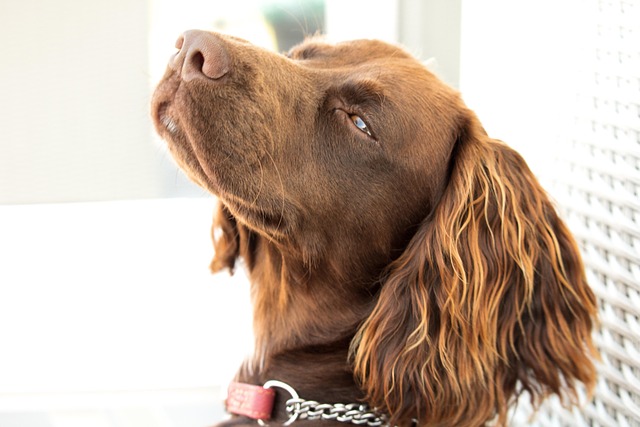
[
  {"xmin": 248, "ymin": 235, "xmax": 377, "ymax": 359},
  {"xmin": 234, "ymin": 231, "xmax": 383, "ymax": 407},
  {"xmin": 235, "ymin": 336, "xmax": 366, "ymax": 421}
]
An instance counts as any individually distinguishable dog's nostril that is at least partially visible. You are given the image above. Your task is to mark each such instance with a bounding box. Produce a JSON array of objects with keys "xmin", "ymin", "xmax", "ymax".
[
  {"xmin": 201, "ymin": 51, "xmax": 229, "ymax": 80},
  {"xmin": 172, "ymin": 30, "xmax": 231, "ymax": 82},
  {"xmin": 188, "ymin": 51, "xmax": 205, "ymax": 76}
]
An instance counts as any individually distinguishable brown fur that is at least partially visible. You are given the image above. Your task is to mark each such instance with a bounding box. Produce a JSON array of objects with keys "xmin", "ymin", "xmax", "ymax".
[{"xmin": 151, "ymin": 31, "xmax": 598, "ymax": 426}]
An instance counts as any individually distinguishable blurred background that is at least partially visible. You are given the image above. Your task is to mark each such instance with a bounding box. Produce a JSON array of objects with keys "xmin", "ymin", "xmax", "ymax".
[{"xmin": 0, "ymin": 0, "xmax": 638, "ymax": 426}]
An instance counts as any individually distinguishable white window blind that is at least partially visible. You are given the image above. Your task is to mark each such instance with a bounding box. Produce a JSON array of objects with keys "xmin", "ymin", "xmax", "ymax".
[{"xmin": 535, "ymin": 0, "xmax": 640, "ymax": 425}]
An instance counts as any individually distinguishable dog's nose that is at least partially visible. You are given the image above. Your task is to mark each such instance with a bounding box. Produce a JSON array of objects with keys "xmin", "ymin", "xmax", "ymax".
[{"xmin": 172, "ymin": 30, "xmax": 230, "ymax": 81}]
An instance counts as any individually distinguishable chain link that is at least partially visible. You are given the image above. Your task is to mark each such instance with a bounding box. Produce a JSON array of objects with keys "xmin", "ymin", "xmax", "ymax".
[{"xmin": 285, "ymin": 398, "xmax": 388, "ymax": 427}]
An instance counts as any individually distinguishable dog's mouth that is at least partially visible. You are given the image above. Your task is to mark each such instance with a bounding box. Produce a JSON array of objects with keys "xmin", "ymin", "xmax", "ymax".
[
  {"xmin": 154, "ymin": 101, "xmax": 190, "ymax": 162},
  {"xmin": 152, "ymin": 95, "xmax": 219, "ymax": 195},
  {"xmin": 159, "ymin": 106, "xmax": 179, "ymax": 135},
  {"xmin": 155, "ymin": 101, "xmax": 182, "ymax": 138}
]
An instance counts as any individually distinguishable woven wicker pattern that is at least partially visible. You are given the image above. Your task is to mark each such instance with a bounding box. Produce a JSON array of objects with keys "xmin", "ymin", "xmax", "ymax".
[{"xmin": 525, "ymin": 0, "xmax": 640, "ymax": 425}]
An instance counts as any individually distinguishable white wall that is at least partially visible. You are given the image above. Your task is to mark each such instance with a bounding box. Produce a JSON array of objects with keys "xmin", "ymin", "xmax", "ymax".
[
  {"xmin": 0, "ymin": 0, "xmax": 163, "ymax": 204},
  {"xmin": 325, "ymin": 0, "xmax": 398, "ymax": 43},
  {"xmin": 398, "ymin": 0, "xmax": 462, "ymax": 88},
  {"xmin": 0, "ymin": 199, "xmax": 252, "ymax": 395},
  {"xmin": 459, "ymin": 0, "xmax": 593, "ymax": 179}
]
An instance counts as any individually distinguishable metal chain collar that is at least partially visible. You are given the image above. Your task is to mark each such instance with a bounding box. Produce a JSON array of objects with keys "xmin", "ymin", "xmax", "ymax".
[
  {"xmin": 257, "ymin": 380, "xmax": 389, "ymax": 427},
  {"xmin": 285, "ymin": 398, "xmax": 389, "ymax": 426}
]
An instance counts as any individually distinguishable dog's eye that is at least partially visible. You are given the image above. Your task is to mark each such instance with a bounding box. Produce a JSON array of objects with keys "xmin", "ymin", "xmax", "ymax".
[{"xmin": 349, "ymin": 114, "xmax": 372, "ymax": 137}]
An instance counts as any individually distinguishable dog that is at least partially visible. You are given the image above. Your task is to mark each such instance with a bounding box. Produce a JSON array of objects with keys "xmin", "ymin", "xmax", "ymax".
[{"xmin": 151, "ymin": 30, "xmax": 598, "ymax": 426}]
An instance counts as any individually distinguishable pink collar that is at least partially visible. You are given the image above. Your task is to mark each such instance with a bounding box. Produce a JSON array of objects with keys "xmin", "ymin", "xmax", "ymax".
[
  {"xmin": 226, "ymin": 381, "xmax": 277, "ymax": 422},
  {"xmin": 226, "ymin": 380, "xmax": 389, "ymax": 426},
  {"xmin": 226, "ymin": 380, "xmax": 303, "ymax": 425}
]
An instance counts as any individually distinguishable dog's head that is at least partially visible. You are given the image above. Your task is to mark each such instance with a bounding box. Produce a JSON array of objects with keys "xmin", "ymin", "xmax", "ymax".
[
  {"xmin": 152, "ymin": 31, "xmax": 462, "ymax": 270},
  {"xmin": 152, "ymin": 31, "xmax": 597, "ymax": 426}
]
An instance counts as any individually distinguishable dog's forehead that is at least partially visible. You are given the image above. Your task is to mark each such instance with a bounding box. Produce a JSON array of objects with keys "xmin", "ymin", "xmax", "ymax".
[
  {"xmin": 335, "ymin": 38, "xmax": 413, "ymax": 58},
  {"xmin": 289, "ymin": 38, "xmax": 436, "ymax": 94},
  {"xmin": 289, "ymin": 37, "xmax": 417, "ymax": 66}
]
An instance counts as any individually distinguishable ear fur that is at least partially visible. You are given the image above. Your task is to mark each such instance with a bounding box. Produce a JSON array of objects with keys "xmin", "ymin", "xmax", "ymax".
[
  {"xmin": 210, "ymin": 203, "xmax": 241, "ymax": 273},
  {"xmin": 352, "ymin": 113, "xmax": 598, "ymax": 426}
]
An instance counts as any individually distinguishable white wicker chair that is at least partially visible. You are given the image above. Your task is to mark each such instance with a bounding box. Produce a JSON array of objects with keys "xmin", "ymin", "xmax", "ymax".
[{"xmin": 516, "ymin": 0, "xmax": 640, "ymax": 425}]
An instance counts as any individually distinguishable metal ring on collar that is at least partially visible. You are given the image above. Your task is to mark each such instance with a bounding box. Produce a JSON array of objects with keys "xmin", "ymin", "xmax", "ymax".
[{"xmin": 257, "ymin": 380, "xmax": 300, "ymax": 426}]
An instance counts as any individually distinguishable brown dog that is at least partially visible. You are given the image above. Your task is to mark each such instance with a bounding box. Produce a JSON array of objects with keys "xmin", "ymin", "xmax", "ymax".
[{"xmin": 151, "ymin": 30, "xmax": 598, "ymax": 427}]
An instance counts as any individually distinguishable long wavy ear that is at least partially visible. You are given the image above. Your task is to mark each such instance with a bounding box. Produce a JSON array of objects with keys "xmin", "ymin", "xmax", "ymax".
[
  {"xmin": 352, "ymin": 112, "xmax": 598, "ymax": 426},
  {"xmin": 210, "ymin": 203, "xmax": 241, "ymax": 273}
]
